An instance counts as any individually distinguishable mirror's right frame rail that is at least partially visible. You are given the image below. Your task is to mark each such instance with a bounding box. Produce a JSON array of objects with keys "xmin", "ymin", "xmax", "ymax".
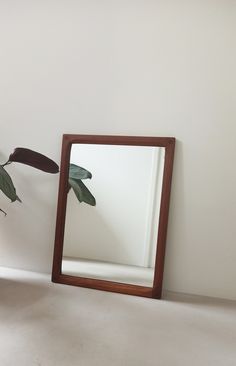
[{"xmin": 52, "ymin": 134, "xmax": 175, "ymax": 299}]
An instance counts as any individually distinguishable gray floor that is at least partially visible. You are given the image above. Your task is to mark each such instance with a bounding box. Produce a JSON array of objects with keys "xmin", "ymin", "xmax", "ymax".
[{"xmin": 0, "ymin": 267, "xmax": 236, "ymax": 366}]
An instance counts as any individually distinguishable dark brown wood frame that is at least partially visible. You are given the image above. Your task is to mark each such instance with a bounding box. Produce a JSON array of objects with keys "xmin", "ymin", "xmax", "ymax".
[{"xmin": 52, "ymin": 134, "xmax": 175, "ymax": 299}]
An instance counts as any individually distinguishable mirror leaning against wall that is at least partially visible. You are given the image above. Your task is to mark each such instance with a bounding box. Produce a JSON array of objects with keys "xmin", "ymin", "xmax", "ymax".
[{"xmin": 52, "ymin": 135, "xmax": 175, "ymax": 299}]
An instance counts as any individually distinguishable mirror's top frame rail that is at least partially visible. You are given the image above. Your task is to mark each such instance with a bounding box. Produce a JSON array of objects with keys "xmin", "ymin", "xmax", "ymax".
[
  {"xmin": 62, "ymin": 134, "xmax": 175, "ymax": 148},
  {"xmin": 52, "ymin": 134, "xmax": 175, "ymax": 299}
]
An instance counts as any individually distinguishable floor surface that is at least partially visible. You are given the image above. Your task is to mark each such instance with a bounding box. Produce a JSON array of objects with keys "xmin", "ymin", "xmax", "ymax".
[{"xmin": 0, "ymin": 267, "xmax": 236, "ymax": 366}]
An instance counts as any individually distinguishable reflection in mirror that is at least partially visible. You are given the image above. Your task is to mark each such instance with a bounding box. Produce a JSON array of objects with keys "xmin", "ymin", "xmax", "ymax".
[
  {"xmin": 52, "ymin": 135, "xmax": 175, "ymax": 299},
  {"xmin": 62, "ymin": 144, "xmax": 165, "ymax": 287}
]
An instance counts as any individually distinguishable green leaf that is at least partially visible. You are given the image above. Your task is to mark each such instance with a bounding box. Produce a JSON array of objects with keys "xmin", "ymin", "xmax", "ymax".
[
  {"xmin": 69, "ymin": 164, "xmax": 92, "ymax": 180},
  {"xmin": 69, "ymin": 178, "xmax": 96, "ymax": 206},
  {"xmin": 0, "ymin": 165, "xmax": 20, "ymax": 202},
  {"xmin": 8, "ymin": 148, "xmax": 59, "ymax": 173}
]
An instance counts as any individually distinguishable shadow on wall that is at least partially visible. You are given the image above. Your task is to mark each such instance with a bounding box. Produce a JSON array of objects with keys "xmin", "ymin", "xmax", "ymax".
[{"xmin": 162, "ymin": 140, "xmax": 186, "ymax": 290}]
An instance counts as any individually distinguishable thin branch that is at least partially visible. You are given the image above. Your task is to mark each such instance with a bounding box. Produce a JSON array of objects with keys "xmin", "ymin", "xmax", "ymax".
[
  {"xmin": 0, "ymin": 208, "xmax": 7, "ymax": 216},
  {"xmin": 1, "ymin": 161, "xmax": 12, "ymax": 168}
]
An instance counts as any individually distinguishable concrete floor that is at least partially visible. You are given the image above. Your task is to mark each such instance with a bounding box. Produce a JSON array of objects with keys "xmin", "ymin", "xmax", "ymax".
[{"xmin": 0, "ymin": 267, "xmax": 236, "ymax": 366}]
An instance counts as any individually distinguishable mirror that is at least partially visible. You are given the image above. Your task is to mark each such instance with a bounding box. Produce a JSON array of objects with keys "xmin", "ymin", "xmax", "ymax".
[{"xmin": 52, "ymin": 135, "xmax": 175, "ymax": 299}]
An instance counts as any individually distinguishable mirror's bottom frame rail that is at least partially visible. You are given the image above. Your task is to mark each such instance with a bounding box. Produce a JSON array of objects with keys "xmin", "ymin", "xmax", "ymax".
[{"xmin": 52, "ymin": 274, "xmax": 161, "ymax": 299}]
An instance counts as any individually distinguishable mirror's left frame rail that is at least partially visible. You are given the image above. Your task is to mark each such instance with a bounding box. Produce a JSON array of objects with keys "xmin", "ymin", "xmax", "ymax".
[{"xmin": 52, "ymin": 134, "xmax": 175, "ymax": 299}]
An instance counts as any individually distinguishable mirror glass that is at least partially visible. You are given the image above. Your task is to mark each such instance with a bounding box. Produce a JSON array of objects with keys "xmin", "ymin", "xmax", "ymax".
[{"xmin": 61, "ymin": 143, "xmax": 165, "ymax": 287}]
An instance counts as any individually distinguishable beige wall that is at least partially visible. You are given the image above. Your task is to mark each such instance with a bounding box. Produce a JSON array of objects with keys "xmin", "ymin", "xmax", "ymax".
[{"xmin": 0, "ymin": 0, "xmax": 235, "ymax": 300}]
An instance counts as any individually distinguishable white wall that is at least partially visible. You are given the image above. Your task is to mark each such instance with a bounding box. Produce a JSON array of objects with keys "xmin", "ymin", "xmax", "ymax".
[{"xmin": 0, "ymin": 0, "xmax": 235, "ymax": 300}]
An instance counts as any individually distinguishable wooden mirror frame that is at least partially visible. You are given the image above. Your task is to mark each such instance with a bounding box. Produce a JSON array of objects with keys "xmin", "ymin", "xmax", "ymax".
[{"xmin": 52, "ymin": 134, "xmax": 175, "ymax": 299}]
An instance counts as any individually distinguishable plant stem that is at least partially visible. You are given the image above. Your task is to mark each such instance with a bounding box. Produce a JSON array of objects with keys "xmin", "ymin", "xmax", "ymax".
[
  {"xmin": 1, "ymin": 161, "xmax": 11, "ymax": 168},
  {"xmin": 0, "ymin": 208, "xmax": 7, "ymax": 216}
]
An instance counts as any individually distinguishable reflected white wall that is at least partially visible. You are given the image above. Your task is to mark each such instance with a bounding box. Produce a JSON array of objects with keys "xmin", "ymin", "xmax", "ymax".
[{"xmin": 63, "ymin": 145, "xmax": 164, "ymax": 267}]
